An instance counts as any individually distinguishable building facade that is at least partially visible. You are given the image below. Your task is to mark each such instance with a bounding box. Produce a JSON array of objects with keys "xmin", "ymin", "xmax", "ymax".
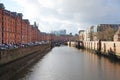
[
  {"xmin": 78, "ymin": 30, "xmax": 84, "ymax": 41},
  {"xmin": 0, "ymin": 3, "xmax": 70, "ymax": 44},
  {"xmin": 15, "ymin": 13, "xmax": 22, "ymax": 44},
  {"xmin": 93, "ymin": 24, "xmax": 120, "ymax": 41},
  {"xmin": 0, "ymin": 3, "xmax": 42, "ymax": 44}
]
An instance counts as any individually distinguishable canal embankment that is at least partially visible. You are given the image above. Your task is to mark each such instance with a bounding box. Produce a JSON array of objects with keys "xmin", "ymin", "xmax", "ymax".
[
  {"xmin": 68, "ymin": 41, "xmax": 120, "ymax": 60},
  {"xmin": 10, "ymin": 46, "xmax": 120, "ymax": 80},
  {"xmin": 0, "ymin": 44, "xmax": 51, "ymax": 80}
]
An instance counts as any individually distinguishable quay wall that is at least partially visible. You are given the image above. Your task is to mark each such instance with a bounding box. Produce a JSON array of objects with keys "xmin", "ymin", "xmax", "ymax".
[
  {"xmin": 67, "ymin": 41, "xmax": 76, "ymax": 47},
  {"xmin": 68, "ymin": 41, "xmax": 120, "ymax": 57},
  {"xmin": 0, "ymin": 44, "xmax": 51, "ymax": 80},
  {"xmin": 0, "ymin": 44, "xmax": 51, "ymax": 65},
  {"xmin": 83, "ymin": 41, "xmax": 120, "ymax": 57}
]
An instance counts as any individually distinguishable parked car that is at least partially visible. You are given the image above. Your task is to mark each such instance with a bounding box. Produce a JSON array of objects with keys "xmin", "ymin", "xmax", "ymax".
[{"xmin": 0, "ymin": 45, "xmax": 7, "ymax": 50}]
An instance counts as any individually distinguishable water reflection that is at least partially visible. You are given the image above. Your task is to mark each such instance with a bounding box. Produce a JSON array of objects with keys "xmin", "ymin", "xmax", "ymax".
[{"xmin": 11, "ymin": 46, "xmax": 120, "ymax": 80}]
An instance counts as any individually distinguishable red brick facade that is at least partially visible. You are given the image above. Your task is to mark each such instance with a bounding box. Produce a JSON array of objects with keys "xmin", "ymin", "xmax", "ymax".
[
  {"xmin": 15, "ymin": 13, "xmax": 22, "ymax": 44},
  {"xmin": 0, "ymin": 3, "xmax": 70, "ymax": 44},
  {"xmin": 28, "ymin": 25, "xmax": 32, "ymax": 43},
  {"xmin": 22, "ymin": 20, "xmax": 28, "ymax": 44},
  {"xmin": 3, "ymin": 10, "xmax": 12, "ymax": 44}
]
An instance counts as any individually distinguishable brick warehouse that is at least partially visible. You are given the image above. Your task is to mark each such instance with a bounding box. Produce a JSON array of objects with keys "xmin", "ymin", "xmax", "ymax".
[
  {"xmin": 0, "ymin": 3, "xmax": 41, "ymax": 44},
  {"xmin": 0, "ymin": 3, "xmax": 71, "ymax": 44}
]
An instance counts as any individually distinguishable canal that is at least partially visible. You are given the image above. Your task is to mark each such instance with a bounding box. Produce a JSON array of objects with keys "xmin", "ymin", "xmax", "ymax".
[{"xmin": 11, "ymin": 46, "xmax": 120, "ymax": 80}]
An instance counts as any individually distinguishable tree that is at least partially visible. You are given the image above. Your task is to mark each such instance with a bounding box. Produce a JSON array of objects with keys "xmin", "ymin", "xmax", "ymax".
[
  {"xmin": 97, "ymin": 31, "xmax": 104, "ymax": 40},
  {"xmin": 89, "ymin": 31, "xmax": 94, "ymax": 41},
  {"xmin": 104, "ymin": 26, "xmax": 115, "ymax": 41},
  {"xmin": 96, "ymin": 26, "xmax": 115, "ymax": 41}
]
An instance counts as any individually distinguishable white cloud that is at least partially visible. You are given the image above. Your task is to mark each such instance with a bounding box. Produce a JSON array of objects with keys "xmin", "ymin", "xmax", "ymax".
[{"xmin": 11, "ymin": 0, "xmax": 120, "ymax": 34}]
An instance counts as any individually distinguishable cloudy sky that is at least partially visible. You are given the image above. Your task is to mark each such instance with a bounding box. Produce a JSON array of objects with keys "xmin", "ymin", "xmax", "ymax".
[{"xmin": 1, "ymin": 0, "xmax": 120, "ymax": 34}]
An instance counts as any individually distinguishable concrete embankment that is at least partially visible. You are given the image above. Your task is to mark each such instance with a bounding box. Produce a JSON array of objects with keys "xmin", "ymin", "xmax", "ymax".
[
  {"xmin": 83, "ymin": 41, "xmax": 120, "ymax": 58},
  {"xmin": 0, "ymin": 44, "xmax": 51, "ymax": 80},
  {"xmin": 68, "ymin": 41, "xmax": 120, "ymax": 59}
]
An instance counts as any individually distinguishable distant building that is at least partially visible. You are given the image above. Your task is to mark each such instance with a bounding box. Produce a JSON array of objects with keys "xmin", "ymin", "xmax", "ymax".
[
  {"xmin": 51, "ymin": 29, "xmax": 66, "ymax": 36},
  {"xmin": 93, "ymin": 24, "xmax": 119, "ymax": 32},
  {"xmin": 84, "ymin": 26, "xmax": 94, "ymax": 41},
  {"xmin": 93, "ymin": 24, "xmax": 120, "ymax": 41},
  {"xmin": 82, "ymin": 24, "xmax": 120, "ymax": 41},
  {"xmin": 78, "ymin": 30, "xmax": 84, "ymax": 41}
]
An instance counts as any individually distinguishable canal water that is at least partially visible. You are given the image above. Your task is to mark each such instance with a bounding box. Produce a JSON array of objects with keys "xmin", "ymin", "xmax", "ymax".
[{"xmin": 11, "ymin": 46, "xmax": 120, "ymax": 80}]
